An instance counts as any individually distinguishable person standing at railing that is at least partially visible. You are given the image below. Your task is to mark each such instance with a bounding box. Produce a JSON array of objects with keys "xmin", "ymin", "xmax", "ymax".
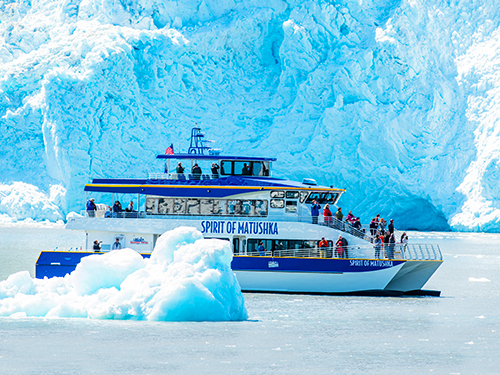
[
  {"xmin": 112, "ymin": 200, "xmax": 123, "ymax": 218},
  {"xmin": 387, "ymin": 233, "xmax": 396, "ymax": 259},
  {"xmin": 86, "ymin": 198, "xmax": 97, "ymax": 217},
  {"xmin": 374, "ymin": 234, "xmax": 382, "ymax": 258},
  {"xmin": 388, "ymin": 219, "xmax": 395, "ymax": 234},
  {"xmin": 379, "ymin": 218, "xmax": 387, "ymax": 235},
  {"xmin": 176, "ymin": 162, "xmax": 185, "ymax": 173},
  {"xmin": 323, "ymin": 204, "xmax": 333, "ymax": 227},
  {"xmin": 311, "ymin": 200, "xmax": 321, "ymax": 224},
  {"xmin": 192, "ymin": 164, "xmax": 202, "ymax": 180},
  {"xmin": 257, "ymin": 241, "xmax": 266, "ymax": 256},
  {"xmin": 335, "ymin": 235, "xmax": 348, "ymax": 258},
  {"xmin": 335, "ymin": 207, "xmax": 343, "ymax": 230},
  {"xmin": 369, "ymin": 218, "xmax": 378, "ymax": 236},
  {"xmin": 400, "ymin": 232, "xmax": 408, "ymax": 256},
  {"xmin": 319, "ymin": 237, "xmax": 329, "ymax": 258},
  {"xmin": 211, "ymin": 163, "xmax": 219, "ymax": 178}
]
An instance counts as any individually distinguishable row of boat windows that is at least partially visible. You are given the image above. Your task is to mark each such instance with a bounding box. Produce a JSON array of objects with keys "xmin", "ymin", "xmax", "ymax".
[
  {"xmin": 206, "ymin": 238, "xmax": 334, "ymax": 253},
  {"xmin": 146, "ymin": 198, "xmax": 268, "ymax": 216},
  {"xmin": 270, "ymin": 191, "xmax": 340, "ymax": 204}
]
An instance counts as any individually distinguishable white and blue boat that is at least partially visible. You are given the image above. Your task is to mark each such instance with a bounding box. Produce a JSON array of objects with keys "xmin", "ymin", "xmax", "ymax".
[{"xmin": 36, "ymin": 128, "xmax": 443, "ymax": 296}]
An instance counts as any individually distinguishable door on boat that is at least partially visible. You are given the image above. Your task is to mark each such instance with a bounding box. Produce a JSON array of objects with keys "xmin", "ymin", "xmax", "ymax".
[{"xmin": 232, "ymin": 236, "xmax": 246, "ymax": 255}]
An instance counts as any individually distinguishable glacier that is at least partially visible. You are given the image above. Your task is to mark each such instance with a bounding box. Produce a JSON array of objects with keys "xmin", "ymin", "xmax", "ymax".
[{"xmin": 1, "ymin": 0, "xmax": 500, "ymax": 231}]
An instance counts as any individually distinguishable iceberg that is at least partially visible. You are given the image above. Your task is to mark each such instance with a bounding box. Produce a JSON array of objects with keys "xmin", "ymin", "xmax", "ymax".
[
  {"xmin": 0, "ymin": 227, "xmax": 248, "ymax": 321},
  {"xmin": 1, "ymin": 0, "xmax": 500, "ymax": 231}
]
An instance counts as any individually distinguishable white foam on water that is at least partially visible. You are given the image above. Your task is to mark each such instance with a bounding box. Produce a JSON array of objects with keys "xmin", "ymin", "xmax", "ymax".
[
  {"xmin": 0, "ymin": 227, "xmax": 247, "ymax": 321},
  {"xmin": 468, "ymin": 277, "xmax": 491, "ymax": 283}
]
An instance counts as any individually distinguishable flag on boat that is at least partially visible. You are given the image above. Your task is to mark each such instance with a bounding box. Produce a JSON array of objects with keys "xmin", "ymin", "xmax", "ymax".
[{"xmin": 165, "ymin": 144, "xmax": 174, "ymax": 155}]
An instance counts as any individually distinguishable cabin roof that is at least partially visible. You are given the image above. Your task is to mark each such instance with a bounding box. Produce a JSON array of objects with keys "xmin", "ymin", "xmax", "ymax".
[{"xmin": 156, "ymin": 154, "xmax": 277, "ymax": 162}]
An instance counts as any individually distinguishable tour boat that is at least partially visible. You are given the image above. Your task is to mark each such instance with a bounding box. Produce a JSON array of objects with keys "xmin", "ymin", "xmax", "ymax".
[{"xmin": 36, "ymin": 128, "xmax": 443, "ymax": 296}]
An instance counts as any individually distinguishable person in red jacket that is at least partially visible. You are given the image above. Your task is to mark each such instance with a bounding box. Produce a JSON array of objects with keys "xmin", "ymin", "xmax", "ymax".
[
  {"xmin": 323, "ymin": 204, "xmax": 333, "ymax": 227},
  {"xmin": 319, "ymin": 237, "xmax": 329, "ymax": 258}
]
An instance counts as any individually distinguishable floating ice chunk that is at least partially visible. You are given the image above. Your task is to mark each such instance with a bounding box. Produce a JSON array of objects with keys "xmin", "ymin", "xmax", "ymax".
[
  {"xmin": 0, "ymin": 227, "xmax": 247, "ymax": 321},
  {"xmin": 468, "ymin": 277, "xmax": 491, "ymax": 282}
]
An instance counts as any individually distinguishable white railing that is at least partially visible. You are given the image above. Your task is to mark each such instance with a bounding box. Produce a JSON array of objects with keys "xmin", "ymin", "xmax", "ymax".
[{"xmin": 243, "ymin": 243, "xmax": 442, "ymax": 261}]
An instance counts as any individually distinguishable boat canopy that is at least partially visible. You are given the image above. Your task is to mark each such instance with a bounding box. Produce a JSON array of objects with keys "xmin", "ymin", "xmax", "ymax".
[{"xmin": 156, "ymin": 154, "xmax": 277, "ymax": 162}]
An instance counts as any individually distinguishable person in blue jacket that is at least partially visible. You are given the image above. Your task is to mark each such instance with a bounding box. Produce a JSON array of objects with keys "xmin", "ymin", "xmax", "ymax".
[
  {"xmin": 86, "ymin": 198, "xmax": 97, "ymax": 217},
  {"xmin": 257, "ymin": 241, "xmax": 266, "ymax": 256},
  {"xmin": 311, "ymin": 200, "xmax": 321, "ymax": 224}
]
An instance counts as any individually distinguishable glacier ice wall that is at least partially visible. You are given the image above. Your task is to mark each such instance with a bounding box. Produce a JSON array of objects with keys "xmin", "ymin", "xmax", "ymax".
[{"xmin": 1, "ymin": 0, "xmax": 500, "ymax": 231}]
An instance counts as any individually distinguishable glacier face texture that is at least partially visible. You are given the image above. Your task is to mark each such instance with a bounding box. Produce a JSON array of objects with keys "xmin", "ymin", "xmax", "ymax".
[{"xmin": 1, "ymin": 0, "xmax": 500, "ymax": 231}]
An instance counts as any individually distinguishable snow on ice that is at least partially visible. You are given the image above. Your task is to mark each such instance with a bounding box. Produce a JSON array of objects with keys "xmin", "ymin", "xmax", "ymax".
[
  {"xmin": 2, "ymin": 1, "xmax": 500, "ymax": 231},
  {"xmin": 0, "ymin": 227, "xmax": 248, "ymax": 321}
]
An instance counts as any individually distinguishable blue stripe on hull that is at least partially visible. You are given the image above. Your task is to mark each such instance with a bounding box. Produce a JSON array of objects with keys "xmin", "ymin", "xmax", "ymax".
[
  {"xmin": 231, "ymin": 256, "xmax": 404, "ymax": 273},
  {"xmin": 35, "ymin": 251, "xmax": 403, "ymax": 279}
]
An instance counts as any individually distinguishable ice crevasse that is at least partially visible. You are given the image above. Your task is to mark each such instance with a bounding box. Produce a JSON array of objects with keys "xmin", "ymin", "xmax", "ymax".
[{"xmin": 1, "ymin": 0, "xmax": 500, "ymax": 231}]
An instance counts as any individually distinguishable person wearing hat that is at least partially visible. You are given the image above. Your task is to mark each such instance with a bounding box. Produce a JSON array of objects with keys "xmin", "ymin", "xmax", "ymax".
[
  {"xmin": 388, "ymin": 219, "xmax": 395, "ymax": 234},
  {"xmin": 176, "ymin": 162, "xmax": 185, "ymax": 174},
  {"xmin": 93, "ymin": 240, "xmax": 102, "ymax": 252},
  {"xmin": 86, "ymin": 198, "xmax": 97, "ymax": 217}
]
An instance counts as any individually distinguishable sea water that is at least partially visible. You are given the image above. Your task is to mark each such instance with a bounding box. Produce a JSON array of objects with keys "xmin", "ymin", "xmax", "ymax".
[{"xmin": 0, "ymin": 226, "xmax": 498, "ymax": 374}]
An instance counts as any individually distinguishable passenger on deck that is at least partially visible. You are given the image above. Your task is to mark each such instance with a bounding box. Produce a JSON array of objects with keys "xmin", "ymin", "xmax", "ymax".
[
  {"xmin": 352, "ymin": 218, "xmax": 362, "ymax": 230},
  {"xmin": 242, "ymin": 163, "xmax": 251, "ymax": 175},
  {"xmin": 220, "ymin": 161, "xmax": 225, "ymax": 175},
  {"xmin": 387, "ymin": 233, "xmax": 396, "ymax": 259},
  {"xmin": 400, "ymin": 232, "xmax": 408, "ymax": 244},
  {"xmin": 335, "ymin": 207, "xmax": 343, "ymax": 230},
  {"xmin": 335, "ymin": 235, "xmax": 347, "ymax": 258},
  {"xmin": 112, "ymin": 238, "xmax": 122, "ymax": 250},
  {"xmin": 124, "ymin": 201, "xmax": 134, "ymax": 212},
  {"xmin": 379, "ymin": 218, "xmax": 387, "ymax": 235},
  {"xmin": 388, "ymin": 219, "xmax": 395, "ymax": 234},
  {"xmin": 257, "ymin": 241, "xmax": 266, "ymax": 256},
  {"xmin": 112, "ymin": 201, "xmax": 123, "ymax": 217},
  {"xmin": 211, "ymin": 163, "xmax": 219, "ymax": 178},
  {"xmin": 176, "ymin": 162, "xmax": 185, "ymax": 174},
  {"xmin": 374, "ymin": 214, "xmax": 380, "ymax": 225},
  {"xmin": 369, "ymin": 218, "xmax": 378, "ymax": 236},
  {"xmin": 93, "ymin": 240, "xmax": 102, "ymax": 252},
  {"xmin": 374, "ymin": 234, "xmax": 382, "ymax": 258},
  {"xmin": 319, "ymin": 237, "xmax": 329, "ymax": 258},
  {"xmin": 86, "ymin": 198, "xmax": 97, "ymax": 217},
  {"xmin": 192, "ymin": 164, "xmax": 202, "ymax": 180},
  {"xmin": 323, "ymin": 204, "xmax": 333, "ymax": 227},
  {"xmin": 346, "ymin": 210, "xmax": 355, "ymax": 224},
  {"xmin": 311, "ymin": 200, "xmax": 321, "ymax": 224}
]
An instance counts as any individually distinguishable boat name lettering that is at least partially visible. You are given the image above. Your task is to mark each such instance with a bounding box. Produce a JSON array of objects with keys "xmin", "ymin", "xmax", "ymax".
[
  {"xmin": 349, "ymin": 260, "xmax": 394, "ymax": 267},
  {"xmin": 131, "ymin": 237, "xmax": 149, "ymax": 245},
  {"xmin": 201, "ymin": 220, "xmax": 279, "ymax": 235}
]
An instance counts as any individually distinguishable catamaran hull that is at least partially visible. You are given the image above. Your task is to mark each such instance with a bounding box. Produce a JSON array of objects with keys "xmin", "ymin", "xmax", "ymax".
[{"xmin": 35, "ymin": 251, "xmax": 441, "ymax": 296}]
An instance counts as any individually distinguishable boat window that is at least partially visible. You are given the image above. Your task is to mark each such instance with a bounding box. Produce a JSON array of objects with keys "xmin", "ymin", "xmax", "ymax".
[
  {"xmin": 220, "ymin": 161, "xmax": 231, "ymax": 175},
  {"xmin": 146, "ymin": 198, "xmax": 158, "ymax": 214},
  {"xmin": 254, "ymin": 200, "xmax": 268, "ymax": 216},
  {"xmin": 270, "ymin": 199, "xmax": 284, "ymax": 208},
  {"xmin": 200, "ymin": 199, "xmax": 214, "ymax": 215},
  {"xmin": 270, "ymin": 191, "xmax": 285, "ymax": 198},
  {"xmin": 286, "ymin": 191, "xmax": 299, "ymax": 199},
  {"xmin": 227, "ymin": 200, "xmax": 243, "ymax": 215},
  {"xmin": 255, "ymin": 161, "xmax": 270, "ymax": 176},
  {"xmin": 173, "ymin": 199, "xmax": 186, "ymax": 214},
  {"xmin": 241, "ymin": 200, "xmax": 253, "ymax": 215},
  {"xmin": 285, "ymin": 201, "xmax": 297, "ymax": 213},
  {"xmin": 304, "ymin": 192, "xmax": 339, "ymax": 204},
  {"xmin": 214, "ymin": 200, "xmax": 225, "ymax": 215},
  {"xmin": 299, "ymin": 191, "xmax": 309, "ymax": 203},
  {"xmin": 234, "ymin": 161, "xmax": 253, "ymax": 176},
  {"xmin": 158, "ymin": 198, "xmax": 173, "ymax": 214},
  {"xmin": 186, "ymin": 199, "xmax": 200, "ymax": 214}
]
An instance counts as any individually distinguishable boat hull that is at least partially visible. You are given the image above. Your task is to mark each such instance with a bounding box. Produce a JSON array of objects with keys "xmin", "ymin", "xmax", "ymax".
[{"xmin": 35, "ymin": 251, "xmax": 441, "ymax": 296}]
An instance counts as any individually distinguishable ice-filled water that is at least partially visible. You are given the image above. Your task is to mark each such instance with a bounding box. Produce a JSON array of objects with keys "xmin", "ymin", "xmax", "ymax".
[
  {"xmin": 0, "ymin": 226, "xmax": 247, "ymax": 321},
  {"xmin": 2, "ymin": 1, "xmax": 500, "ymax": 231},
  {"xmin": 0, "ymin": 226, "xmax": 498, "ymax": 374}
]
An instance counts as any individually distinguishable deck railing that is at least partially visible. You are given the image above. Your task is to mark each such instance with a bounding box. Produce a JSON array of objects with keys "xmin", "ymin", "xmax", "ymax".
[{"xmin": 243, "ymin": 243, "xmax": 442, "ymax": 261}]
